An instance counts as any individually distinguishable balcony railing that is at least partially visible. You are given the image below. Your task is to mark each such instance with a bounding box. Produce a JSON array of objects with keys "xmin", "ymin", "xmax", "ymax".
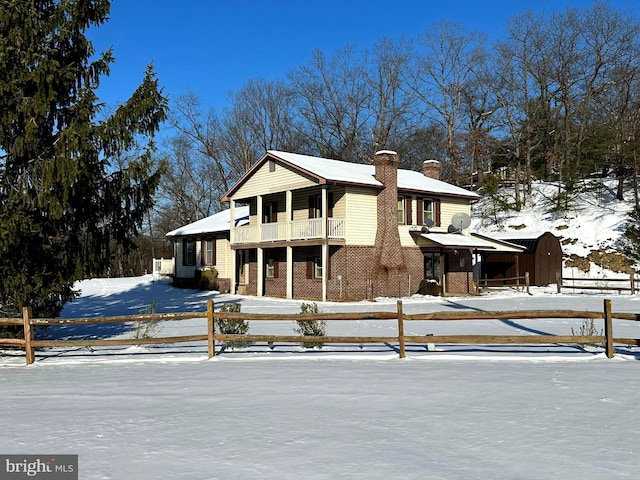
[{"xmin": 232, "ymin": 218, "xmax": 345, "ymax": 244}]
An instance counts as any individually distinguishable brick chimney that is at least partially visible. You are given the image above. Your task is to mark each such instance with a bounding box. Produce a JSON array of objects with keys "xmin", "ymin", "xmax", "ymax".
[
  {"xmin": 423, "ymin": 160, "xmax": 440, "ymax": 180},
  {"xmin": 372, "ymin": 150, "xmax": 405, "ymax": 291}
]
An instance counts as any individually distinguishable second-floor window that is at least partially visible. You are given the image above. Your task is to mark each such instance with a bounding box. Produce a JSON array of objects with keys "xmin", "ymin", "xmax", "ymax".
[
  {"xmin": 397, "ymin": 195, "xmax": 405, "ymax": 224},
  {"xmin": 422, "ymin": 199, "xmax": 433, "ymax": 225},
  {"xmin": 309, "ymin": 194, "xmax": 322, "ymax": 219},
  {"xmin": 417, "ymin": 198, "xmax": 441, "ymax": 226},
  {"xmin": 263, "ymin": 201, "xmax": 278, "ymax": 223}
]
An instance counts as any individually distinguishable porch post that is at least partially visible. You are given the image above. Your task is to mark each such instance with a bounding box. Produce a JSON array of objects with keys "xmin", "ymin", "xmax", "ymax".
[
  {"xmin": 229, "ymin": 201, "xmax": 236, "ymax": 294},
  {"xmin": 257, "ymin": 247, "xmax": 264, "ymax": 297},
  {"xmin": 286, "ymin": 190, "xmax": 292, "ymax": 241},
  {"xmin": 287, "ymin": 245, "xmax": 293, "ymax": 299},
  {"xmin": 322, "ymin": 243, "xmax": 328, "ymax": 302},
  {"xmin": 322, "ymin": 186, "xmax": 328, "ymax": 301}
]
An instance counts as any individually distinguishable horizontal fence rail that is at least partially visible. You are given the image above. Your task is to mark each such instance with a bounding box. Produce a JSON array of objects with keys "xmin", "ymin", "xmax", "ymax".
[
  {"xmin": 557, "ymin": 272, "xmax": 639, "ymax": 294},
  {"xmin": 0, "ymin": 299, "xmax": 637, "ymax": 365},
  {"xmin": 479, "ymin": 272, "xmax": 530, "ymax": 294}
]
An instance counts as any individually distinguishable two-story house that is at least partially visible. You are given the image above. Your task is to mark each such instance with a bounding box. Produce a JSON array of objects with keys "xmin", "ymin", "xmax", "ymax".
[{"xmin": 167, "ymin": 149, "xmax": 523, "ymax": 300}]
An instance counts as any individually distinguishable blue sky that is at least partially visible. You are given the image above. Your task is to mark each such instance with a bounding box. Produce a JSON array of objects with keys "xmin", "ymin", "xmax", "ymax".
[{"xmin": 89, "ymin": 0, "xmax": 639, "ymax": 115}]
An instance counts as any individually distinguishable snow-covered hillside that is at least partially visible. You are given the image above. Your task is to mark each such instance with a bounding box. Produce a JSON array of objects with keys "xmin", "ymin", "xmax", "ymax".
[{"xmin": 471, "ymin": 179, "xmax": 637, "ymax": 277}]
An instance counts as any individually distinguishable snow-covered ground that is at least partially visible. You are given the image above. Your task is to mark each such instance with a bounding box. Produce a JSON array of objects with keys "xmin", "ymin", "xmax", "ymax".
[
  {"xmin": 2, "ymin": 180, "xmax": 640, "ymax": 479},
  {"xmin": 471, "ymin": 179, "xmax": 636, "ymax": 277},
  {"xmin": 2, "ymin": 275, "xmax": 640, "ymax": 479}
]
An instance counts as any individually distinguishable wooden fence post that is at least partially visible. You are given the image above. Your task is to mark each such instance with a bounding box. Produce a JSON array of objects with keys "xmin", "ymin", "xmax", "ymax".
[
  {"xmin": 630, "ymin": 273, "xmax": 635, "ymax": 295},
  {"xmin": 22, "ymin": 307, "xmax": 34, "ymax": 365},
  {"xmin": 603, "ymin": 298, "xmax": 614, "ymax": 359},
  {"xmin": 556, "ymin": 271, "xmax": 562, "ymax": 294},
  {"xmin": 207, "ymin": 299, "xmax": 215, "ymax": 359},
  {"xmin": 525, "ymin": 272, "xmax": 530, "ymax": 295},
  {"xmin": 397, "ymin": 300, "xmax": 405, "ymax": 359}
]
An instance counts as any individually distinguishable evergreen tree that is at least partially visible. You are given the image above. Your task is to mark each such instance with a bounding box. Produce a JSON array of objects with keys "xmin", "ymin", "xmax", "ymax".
[{"xmin": 0, "ymin": 0, "xmax": 167, "ymax": 317}]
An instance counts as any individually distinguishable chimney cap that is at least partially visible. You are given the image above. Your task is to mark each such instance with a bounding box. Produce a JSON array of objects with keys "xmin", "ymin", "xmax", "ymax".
[
  {"xmin": 375, "ymin": 150, "xmax": 398, "ymax": 156},
  {"xmin": 423, "ymin": 159, "xmax": 440, "ymax": 165}
]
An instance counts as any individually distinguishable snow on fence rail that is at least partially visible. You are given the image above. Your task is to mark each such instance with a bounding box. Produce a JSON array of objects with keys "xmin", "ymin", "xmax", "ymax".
[{"xmin": 1, "ymin": 299, "xmax": 638, "ymax": 365}]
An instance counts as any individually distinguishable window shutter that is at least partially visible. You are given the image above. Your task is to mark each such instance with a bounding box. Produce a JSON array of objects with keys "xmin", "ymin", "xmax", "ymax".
[
  {"xmin": 212, "ymin": 237, "xmax": 216, "ymax": 266},
  {"xmin": 308, "ymin": 196, "xmax": 314, "ymax": 219},
  {"xmin": 405, "ymin": 197, "xmax": 412, "ymax": 225},
  {"xmin": 201, "ymin": 239, "xmax": 206, "ymax": 266},
  {"xmin": 416, "ymin": 198, "xmax": 423, "ymax": 225},
  {"xmin": 273, "ymin": 259, "xmax": 279, "ymax": 278},
  {"xmin": 271, "ymin": 201, "xmax": 278, "ymax": 223},
  {"xmin": 182, "ymin": 240, "xmax": 187, "ymax": 266},
  {"xmin": 435, "ymin": 199, "xmax": 441, "ymax": 226},
  {"xmin": 306, "ymin": 258, "xmax": 313, "ymax": 279}
]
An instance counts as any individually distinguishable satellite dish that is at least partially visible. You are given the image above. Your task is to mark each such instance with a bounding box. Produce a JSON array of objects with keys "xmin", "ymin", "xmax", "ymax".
[
  {"xmin": 424, "ymin": 218, "xmax": 435, "ymax": 228},
  {"xmin": 448, "ymin": 212, "xmax": 471, "ymax": 233},
  {"xmin": 421, "ymin": 226, "xmax": 429, "ymax": 233}
]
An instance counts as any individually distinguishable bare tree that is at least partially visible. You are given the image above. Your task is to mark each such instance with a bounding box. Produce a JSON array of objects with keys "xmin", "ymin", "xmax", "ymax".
[
  {"xmin": 219, "ymin": 77, "xmax": 304, "ymax": 180},
  {"xmin": 289, "ymin": 47, "xmax": 372, "ymax": 163},
  {"xmin": 365, "ymin": 37, "xmax": 417, "ymax": 154},
  {"xmin": 407, "ymin": 21, "xmax": 487, "ymax": 184}
]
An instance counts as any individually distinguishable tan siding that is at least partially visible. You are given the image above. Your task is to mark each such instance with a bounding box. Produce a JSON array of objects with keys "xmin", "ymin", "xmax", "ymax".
[
  {"xmin": 440, "ymin": 198, "xmax": 472, "ymax": 232},
  {"xmin": 344, "ymin": 186, "xmax": 377, "ymax": 245},
  {"xmin": 215, "ymin": 236, "xmax": 231, "ymax": 278},
  {"xmin": 174, "ymin": 238, "xmax": 198, "ymax": 278},
  {"xmin": 399, "ymin": 197, "xmax": 472, "ymax": 246},
  {"xmin": 231, "ymin": 161, "xmax": 317, "ymax": 200}
]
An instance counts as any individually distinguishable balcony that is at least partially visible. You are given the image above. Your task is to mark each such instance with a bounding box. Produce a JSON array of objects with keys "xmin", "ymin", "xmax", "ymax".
[{"xmin": 232, "ymin": 218, "xmax": 345, "ymax": 245}]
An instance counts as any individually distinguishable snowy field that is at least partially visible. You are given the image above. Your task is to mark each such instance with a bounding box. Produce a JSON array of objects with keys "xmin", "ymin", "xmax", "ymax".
[{"xmin": 2, "ymin": 275, "xmax": 640, "ymax": 479}]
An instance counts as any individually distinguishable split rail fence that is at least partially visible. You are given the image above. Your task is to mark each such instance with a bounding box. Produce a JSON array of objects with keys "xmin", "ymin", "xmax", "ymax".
[
  {"xmin": 479, "ymin": 272, "xmax": 530, "ymax": 294},
  {"xmin": 557, "ymin": 272, "xmax": 640, "ymax": 294},
  {"xmin": 1, "ymin": 299, "xmax": 639, "ymax": 365}
]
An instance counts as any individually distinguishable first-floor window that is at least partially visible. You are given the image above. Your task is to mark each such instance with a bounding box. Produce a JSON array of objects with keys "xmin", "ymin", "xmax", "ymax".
[
  {"xmin": 266, "ymin": 258, "xmax": 276, "ymax": 278},
  {"xmin": 202, "ymin": 239, "xmax": 214, "ymax": 265},
  {"xmin": 314, "ymin": 257, "xmax": 323, "ymax": 278},
  {"xmin": 183, "ymin": 239, "xmax": 195, "ymax": 266},
  {"xmin": 424, "ymin": 252, "xmax": 440, "ymax": 279}
]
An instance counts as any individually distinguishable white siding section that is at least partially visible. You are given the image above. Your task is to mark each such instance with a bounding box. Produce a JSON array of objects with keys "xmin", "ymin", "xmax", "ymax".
[
  {"xmin": 231, "ymin": 161, "xmax": 317, "ymax": 200},
  {"xmin": 344, "ymin": 186, "xmax": 377, "ymax": 246}
]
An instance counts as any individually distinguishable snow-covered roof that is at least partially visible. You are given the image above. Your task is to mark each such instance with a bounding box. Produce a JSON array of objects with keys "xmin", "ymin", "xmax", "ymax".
[
  {"xmin": 270, "ymin": 150, "xmax": 479, "ymax": 199},
  {"xmin": 223, "ymin": 150, "xmax": 480, "ymax": 200},
  {"xmin": 165, "ymin": 206, "xmax": 249, "ymax": 237}
]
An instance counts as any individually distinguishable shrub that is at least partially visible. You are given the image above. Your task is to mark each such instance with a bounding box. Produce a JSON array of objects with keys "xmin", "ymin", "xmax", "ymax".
[
  {"xmin": 418, "ymin": 278, "xmax": 441, "ymax": 296},
  {"xmin": 216, "ymin": 302, "xmax": 250, "ymax": 349},
  {"xmin": 293, "ymin": 302, "xmax": 326, "ymax": 349},
  {"xmin": 571, "ymin": 318, "xmax": 603, "ymax": 348},
  {"xmin": 196, "ymin": 268, "xmax": 219, "ymax": 291},
  {"xmin": 132, "ymin": 301, "xmax": 162, "ymax": 342}
]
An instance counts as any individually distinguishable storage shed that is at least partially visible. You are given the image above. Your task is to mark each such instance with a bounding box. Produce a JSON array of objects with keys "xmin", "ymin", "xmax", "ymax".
[{"xmin": 478, "ymin": 232, "xmax": 563, "ymax": 286}]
